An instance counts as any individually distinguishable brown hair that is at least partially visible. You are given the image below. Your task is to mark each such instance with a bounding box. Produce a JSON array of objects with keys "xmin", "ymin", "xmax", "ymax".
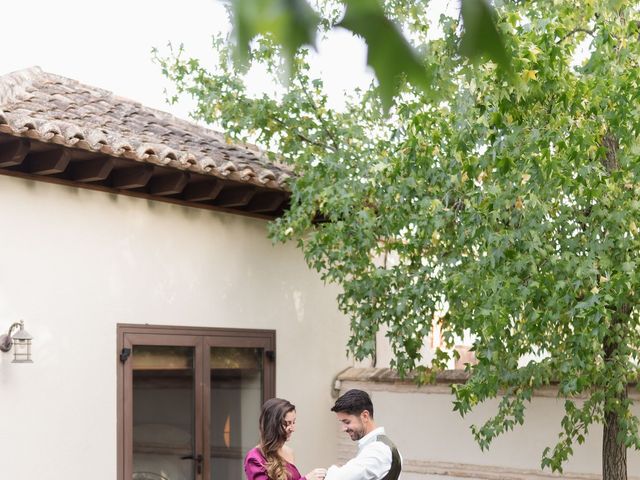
[
  {"xmin": 259, "ymin": 398, "xmax": 295, "ymax": 480},
  {"xmin": 331, "ymin": 389, "xmax": 374, "ymax": 418}
]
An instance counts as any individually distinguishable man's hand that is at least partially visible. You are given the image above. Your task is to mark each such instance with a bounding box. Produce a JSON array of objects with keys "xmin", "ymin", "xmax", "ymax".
[{"xmin": 306, "ymin": 468, "xmax": 327, "ymax": 480}]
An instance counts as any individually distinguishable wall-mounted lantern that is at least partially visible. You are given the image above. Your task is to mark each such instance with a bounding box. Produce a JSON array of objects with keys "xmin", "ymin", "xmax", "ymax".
[{"xmin": 0, "ymin": 320, "xmax": 33, "ymax": 363}]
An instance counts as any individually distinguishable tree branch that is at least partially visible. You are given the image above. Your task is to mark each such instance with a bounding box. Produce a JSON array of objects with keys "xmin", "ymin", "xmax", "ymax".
[
  {"xmin": 556, "ymin": 28, "xmax": 595, "ymax": 44},
  {"xmin": 271, "ymin": 116, "xmax": 338, "ymax": 153},
  {"xmin": 302, "ymin": 87, "xmax": 342, "ymax": 152}
]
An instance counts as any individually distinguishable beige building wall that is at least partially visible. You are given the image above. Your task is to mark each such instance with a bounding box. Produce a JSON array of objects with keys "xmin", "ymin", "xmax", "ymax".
[
  {"xmin": 0, "ymin": 174, "xmax": 351, "ymax": 480},
  {"xmin": 335, "ymin": 377, "xmax": 640, "ymax": 479}
]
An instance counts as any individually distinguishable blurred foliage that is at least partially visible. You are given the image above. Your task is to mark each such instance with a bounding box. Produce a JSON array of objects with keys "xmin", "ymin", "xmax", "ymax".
[{"xmin": 231, "ymin": 0, "xmax": 510, "ymax": 109}]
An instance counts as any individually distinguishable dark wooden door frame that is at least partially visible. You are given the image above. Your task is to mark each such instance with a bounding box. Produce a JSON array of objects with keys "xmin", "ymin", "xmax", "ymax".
[{"xmin": 117, "ymin": 324, "xmax": 276, "ymax": 480}]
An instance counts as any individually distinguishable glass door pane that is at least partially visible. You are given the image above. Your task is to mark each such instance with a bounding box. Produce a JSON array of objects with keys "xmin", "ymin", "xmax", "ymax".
[
  {"xmin": 120, "ymin": 326, "xmax": 274, "ymax": 480},
  {"xmin": 132, "ymin": 345, "xmax": 196, "ymax": 480},
  {"xmin": 209, "ymin": 347, "xmax": 263, "ymax": 479}
]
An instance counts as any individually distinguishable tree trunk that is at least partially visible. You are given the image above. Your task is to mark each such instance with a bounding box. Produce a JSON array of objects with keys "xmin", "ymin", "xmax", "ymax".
[
  {"xmin": 602, "ymin": 301, "xmax": 630, "ymax": 480},
  {"xmin": 599, "ymin": 139, "xmax": 628, "ymax": 480},
  {"xmin": 602, "ymin": 390, "xmax": 628, "ymax": 480}
]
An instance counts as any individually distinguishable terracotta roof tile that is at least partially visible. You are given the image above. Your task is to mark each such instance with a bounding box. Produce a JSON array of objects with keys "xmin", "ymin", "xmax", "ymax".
[
  {"xmin": 336, "ymin": 367, "xmax": 470, "ymax": 384},
  {"xmin": 0, "ymin": 67, "xmax": 292, "ymax": 191}
]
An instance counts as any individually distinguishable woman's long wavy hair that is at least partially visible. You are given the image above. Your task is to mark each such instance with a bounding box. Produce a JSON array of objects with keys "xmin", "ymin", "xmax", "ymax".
[{"xmin": 259, "ymin": 398, "xmax": 295, "ymax": 480}]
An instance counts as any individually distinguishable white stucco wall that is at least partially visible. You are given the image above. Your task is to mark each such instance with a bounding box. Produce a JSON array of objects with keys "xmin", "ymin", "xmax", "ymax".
[{"xmin": 0, "ymin": 174, "xmax": 351, "ymax": 479}]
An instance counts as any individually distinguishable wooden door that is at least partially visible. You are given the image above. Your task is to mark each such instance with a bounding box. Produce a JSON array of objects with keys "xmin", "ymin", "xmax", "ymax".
[{"xmin": 118, "ymin": 325, "xmax": 275, "ymax": 480}]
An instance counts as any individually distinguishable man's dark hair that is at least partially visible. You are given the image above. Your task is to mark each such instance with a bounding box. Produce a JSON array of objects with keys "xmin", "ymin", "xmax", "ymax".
[{"xmin": 331, "ymin": 389, "xmax": 374, "ymax": 418}]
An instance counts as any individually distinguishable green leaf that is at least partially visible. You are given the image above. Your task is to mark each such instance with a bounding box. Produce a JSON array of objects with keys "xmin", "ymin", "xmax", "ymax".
[
  {"xmin": 338, "ymin": 0, "xmax": 430, "ymax": 111},
  {"xmin": 460, "ymin": 0, "xmax": 510, "ymax": 70},
  {"xmin": 231, "ymin": 0, "xmax": 320, "ymax": 63}
]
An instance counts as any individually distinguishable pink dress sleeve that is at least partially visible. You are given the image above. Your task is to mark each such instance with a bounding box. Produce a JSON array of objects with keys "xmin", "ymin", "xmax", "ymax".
[
  {"xmin": 244, "ymin": 447, "xmax": 307, "ymax": 480},
  {"xmin": 288, "ymin": 462, "xmax": 306, "ymax": 480},
  {"xmin": 244, "ymin": 455, "xmax": 270, "ymax": 480}
]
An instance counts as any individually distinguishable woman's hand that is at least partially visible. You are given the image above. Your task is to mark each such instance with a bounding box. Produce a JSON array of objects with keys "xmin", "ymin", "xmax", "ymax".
[{"xmin": 305, "ymin": 468, "xmax": 327, "ymax": 480}]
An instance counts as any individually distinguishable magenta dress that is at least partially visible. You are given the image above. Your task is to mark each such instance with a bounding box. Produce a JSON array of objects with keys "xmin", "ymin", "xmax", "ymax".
[{"xmin": 244, "ymin": 447, "xmax": 306, "ymax": 480}]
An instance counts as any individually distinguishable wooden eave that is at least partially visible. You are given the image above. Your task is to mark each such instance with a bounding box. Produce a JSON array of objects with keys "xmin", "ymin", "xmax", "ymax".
[{"xmin": 0, "ymin": 133, "xmax": 290, "ymax": 219}]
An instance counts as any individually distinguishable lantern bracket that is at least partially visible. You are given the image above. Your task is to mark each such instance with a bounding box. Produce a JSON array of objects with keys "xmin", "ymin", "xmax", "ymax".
[{"xmin": 0, "ymin": 321, "xmax": 22, "ymax": 352}]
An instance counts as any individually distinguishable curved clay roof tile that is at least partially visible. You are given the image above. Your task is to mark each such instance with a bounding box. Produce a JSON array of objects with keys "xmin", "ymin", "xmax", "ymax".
[
  {"xmin": 198, "ymin": 156, "xmax": 216, "ymax": 173},
  {"xmin": 238, "ymin": 167, "xmax": 255, "ymax": 181},
  {"xmin": 0, "ymin": 67, "xmax": 293, "ymax": 193},
  {"xmin": 136, "ymin": 144, "xmax": 158, "ymax": 159},
  {"xmin": 179, "ymin": 152, "xmax": 198, "ymax": 167},
  {"xmin": 99, "ymin": 144, "xmax": 115, "ymax": 156},
  {"xmin": 85, "ymin": 129, "xmax": 109, "ymax": 148},
  {"xmin": 156, "ymin": 147, "xmax": 179, "ymax": 163},
  {"xmin": 219, "ymin": 160, "xmax": 237, "ymax": 175},
  {"xmin": 105, "ymin": 135, "xmax": 133, "ymax": 152},
  {"xmin": 17, "ymin": 117, "xmax": 38, "ymax": 132},
  {"xmin": 62, "ymin": 124, "xmax": 85, "ymax": 142},
  {"xmin": 258, "ymin": 170, "xmax": 277, "ymax": 184},
  {"xmin": 37, "ymin": 121, "xmax": 62, "ymax": 140}
]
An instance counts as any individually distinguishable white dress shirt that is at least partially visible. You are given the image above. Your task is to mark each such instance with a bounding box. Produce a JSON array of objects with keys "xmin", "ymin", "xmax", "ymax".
[{"xmin": 325, "ymin": 427, "xmax": 401, "ymax": 480}]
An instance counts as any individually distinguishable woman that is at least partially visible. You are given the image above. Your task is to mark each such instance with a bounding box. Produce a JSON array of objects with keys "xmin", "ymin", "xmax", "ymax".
[{"xmin": 244, "ymin": 398, "xmax": 326, "ymax": 480}]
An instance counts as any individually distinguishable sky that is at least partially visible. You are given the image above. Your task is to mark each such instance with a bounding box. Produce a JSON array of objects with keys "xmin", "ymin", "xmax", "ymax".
[{"xmin": 0, "ymin": 0, "xmax": 375, "ymax": 124}]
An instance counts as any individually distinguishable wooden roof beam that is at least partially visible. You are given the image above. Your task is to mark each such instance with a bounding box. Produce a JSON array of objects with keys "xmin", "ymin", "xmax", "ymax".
[
  {"xmin": 182, "ymin": 180, "xmax": 223, "ymax": 202},
  {"xmin": 27, "ymin": 149, "xmax": 71, "ymax": 175},
  {"xmin": 148, "ymin": 172, "xmax": 190, "ymax": 196},
  {"xmin": 71, "ymin": 157, "xmax": 115, "ymax": 182},
  {"xmin": 0, "ymin": 139, "xmax": 30, "ymax": 168},
  {"xmin": 112, "ymin": 165, "xmax": 154, "ymax": 189},
  {"xmin": 245, "ymin": 192, "xmax": 287, "ymax": 213},
  {"xmin": 214, "ymin": 186, "xmax": 256, "ymax": 208}
]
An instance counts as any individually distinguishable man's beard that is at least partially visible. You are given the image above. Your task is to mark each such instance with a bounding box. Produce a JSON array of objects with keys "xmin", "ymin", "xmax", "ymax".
[{"xmin": 347, "ymin": 427, "xmax": 365, "ymax": 441}]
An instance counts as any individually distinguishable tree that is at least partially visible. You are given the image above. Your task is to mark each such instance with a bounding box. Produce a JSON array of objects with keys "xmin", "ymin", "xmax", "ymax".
[{"xmin": 157, "ymin": 1, "xmax": 640, "ymax": 478}]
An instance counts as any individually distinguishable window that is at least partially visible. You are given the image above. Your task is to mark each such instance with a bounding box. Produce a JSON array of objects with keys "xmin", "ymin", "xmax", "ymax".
[{"xmin": 117, "ymin": 325, "xmax": 275, "ymax": 480}]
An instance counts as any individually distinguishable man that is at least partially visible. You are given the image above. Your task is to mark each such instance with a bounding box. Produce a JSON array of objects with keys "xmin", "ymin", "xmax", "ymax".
[{"xmin": 325, "ymin": 389, "xmax": 402, "ymax": 480}]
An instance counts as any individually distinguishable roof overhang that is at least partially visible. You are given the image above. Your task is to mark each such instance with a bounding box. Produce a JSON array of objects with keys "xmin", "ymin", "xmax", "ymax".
[
  {"xmin": 0, "ymin": 67, "xmax": 292, "ymax": 219},
  {"xmin": 0, "ymin": 132, "xmax": 290, "ymax": 219}
]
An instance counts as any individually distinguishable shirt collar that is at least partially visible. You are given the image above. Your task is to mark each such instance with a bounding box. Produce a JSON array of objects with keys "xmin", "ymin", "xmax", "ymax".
[{"xmin": 358, "ymin": 426, "xmax": 385, "ymax": 449}]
